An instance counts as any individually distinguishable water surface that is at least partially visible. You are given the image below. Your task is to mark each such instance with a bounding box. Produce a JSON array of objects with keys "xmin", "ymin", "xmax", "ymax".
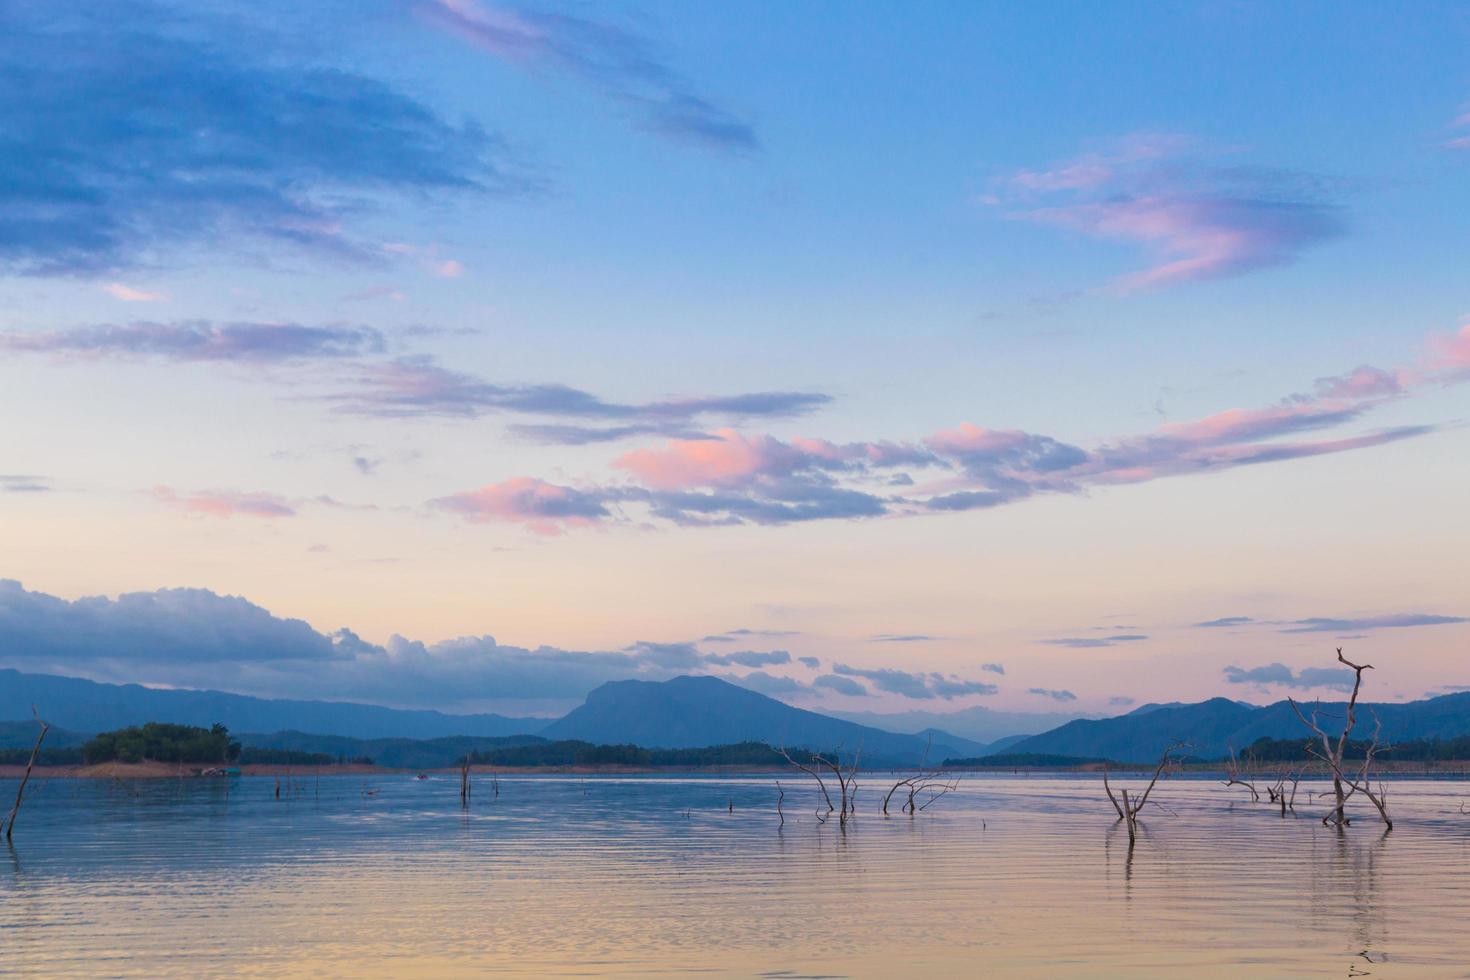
[{"xmin": 3, "ymin": 773, "xmax": 1469, "ymax": 977}]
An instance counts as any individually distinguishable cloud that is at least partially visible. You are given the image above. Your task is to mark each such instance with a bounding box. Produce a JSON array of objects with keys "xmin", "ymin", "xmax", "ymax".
[
  {"xmin": 0, "ymin": 474, "xmax": 52, "ymax": 493},
  {"xmin": 813, "ymin": 674, "xmax": 869, "ymax": 697},
  {"xmin": 702, "ymin": 628, "xmax": 801, "ymax": 643},
  {"xmin": 624, "ymin": 640, "xmax": 704, "ymax": 669},
  {"xmin": 101, "ymin": 283, "xmax": 167, "ymax": 303},
  {"xmin": 1222, "ymin": 663, "xmax": 1355, "ymax": 690},
  {"xmin": 1426, "ymin": 321, "xmax": 1470, "ymax": 377},
  {"xmin": 992, "ymin": 134, "xmax": 1345, "ymax": 290},
  {"xmin": 0, "ymin": 321, "xmax": 385, "ymax": 363},
  {"xmin": 870, "ymin": 633, "xmax": 939, "ymax": 643},
  {"xmin": 831, "ymin": 663, "xmax": 996, "ymax": 700},
  {"xmin": 421, "ymin": 1, "xmax": 757, "ymax": 152},
  {"xmin": 1041, "ymin": 634, "xmax": 1148, "ymax": 649},
  {"xmin": 702, "ymin": 649, "xmax": 792, "ymax": 668},
  {"xmin": 152, "ymin": 487, "xmax": 296, "ymax": 519},
  {"xmin": 1194, "ymin": 616, "xmax": 1254, "ymax": 628},
  {"xmin": 797, "ymin": 656, "xmax": 821, "ymax": 669},
  {"xmin": 0, "ymin": 2, "xmax": 513, "ymax": 275},
  {"xmin": 729, "ymin": 671, "xmax": 809, "ymax": 696},
  {"xmin": 980, "ymin": 663, "xmax": 1005, "ymax": 675},
  {"xmin": 1108, "ymin": 696, "xmax": 1136, "ymax": 707},
  {"xmin": 333, "ymin": 358, "xmax": 831, "ymax": 433},
  {"xmin": 1446, "ymin": 106, "xmax": 1470, "ymax": 150},
  {"xmin": 0, "ymin": 580, "xmax": 341, "ymax": 666},
  {"xmin": 928, "ymin": 675, "xmax": 999, "ymax": 698},
  {"xmin": 436, "ymin": 323, "xmax": 1463, "ymax": 532},
  {"xmin": 1029, "ymin": 687, "xmax": 1078, "ymax": 703},
  {"xmin": 1279, "ymin": 613, "xmax": 1467, "ymax": 634},
  {"xmin": 429, "ymin": 478, "xmax": 616, "ymax": 535}
]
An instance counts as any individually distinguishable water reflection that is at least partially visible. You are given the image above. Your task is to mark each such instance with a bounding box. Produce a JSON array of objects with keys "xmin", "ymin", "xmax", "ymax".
[{"xmin": 0, "ymin": 774, "xmax": 1467, "ymax": 976}]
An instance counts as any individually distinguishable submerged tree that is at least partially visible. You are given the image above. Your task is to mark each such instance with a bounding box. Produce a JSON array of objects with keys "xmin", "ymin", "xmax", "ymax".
[
  {"xmin": 1102, "ymin": 741, "xmax": 1185, "ymax": 845},
  {"xmin": 1288, "ymin": 648, "xmax": 1392, "ymax": 830},
  {"xmin": 778, "ymin": 746, "xmax": 860, "ymax": 825},
  {"xmin": 882, "ymin": 738, "xmax": 960, "ymax": 816},
  {"xmin": 5, "ymin": 705, "xmax": 50, "ymax": 843}
]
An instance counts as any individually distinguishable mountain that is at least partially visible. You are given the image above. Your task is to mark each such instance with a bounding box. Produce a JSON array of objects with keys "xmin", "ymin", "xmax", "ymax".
[
  {"xmin": 1006, "ymin": 692, "xmax": 1470, "ymax": 761},
  {"xmin": 0, "ymin": 668, "xmax": 547, "ymax": 740},
  {"xmin": 541, "ymin": 675, "xmax": 985, "ymax": 764},
  {"xmin": 829, "ymin": 704, "xmax": 1089, "ymax": 745}
]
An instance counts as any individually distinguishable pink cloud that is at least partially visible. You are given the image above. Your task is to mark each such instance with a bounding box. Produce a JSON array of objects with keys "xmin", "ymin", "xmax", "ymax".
[
  {"xmin": 924, "ymin": 424, "xmax": 1030, "ymax": 457},
  {"xmin": 995, "ymin": 136, "xmax": 1343, "ymax": 291},
  {"xmin": 153, "ymin": 487, "xmax": 296, "ymax": 519},
  {"xmin": 1426, "ymin": 321, "xmax": 1470, "ymax": 373},
  {"xmin": 430, "ymin": 477, "xmax": 612, "ymax": 534},
  {"xmin": 433, "ymin": 324, "xmax": 1465, "ymax": 531},
  {"xmin": 1312, "ymin": 365, "xmax": 1407, "ymax": 400},
  {"xmin": 431, "ymin": 259, "xmax": 464, "ymax": 278},
  {"xmin": 614, "ymin": 429, "xmax": 806, "ymax": 490},
  {"xmin": 101, "ymin": 283, "xmax": 167, "ymax": 303}
]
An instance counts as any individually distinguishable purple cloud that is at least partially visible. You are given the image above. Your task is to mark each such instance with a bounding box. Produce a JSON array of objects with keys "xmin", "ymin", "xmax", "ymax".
[
  {"xmin": 435, "ymin": 326, "xmax": 1465, "ymax": 532},
  {"xmin": 1194, "ymin": 616, "xmax": 1254, "ymax": 628},
  {"xmin": 993, "ymin": 134, "xmax": 1345, "ymax": 291},
  {"xmin": 703, "ymin": 649, "xmax": 792, "ymax": 668},
  {"xmin": 813, "ymin": 674, "xmax": 870, "ymax": 697},
  {"xmin": 1041, "ymin": 634, "xmax": 1148, "ymax": 649},
  {"xmin": 0, "ymin": 321, "xmax": 384, "ymax": 363},
  {"xmin": 0, "ymin": 474, "xmax": 51, "ymax": 493},
  {"xmin": 0, "ymin": 3, "xmax": 511, "ymax": 275},
  {"xmin": 420, "ymin": 1, "xmax": 757, "ymax": 152},
  {"xmin": 1280, "ymin": 613, "xmax": 1467, "ymax": 634},
  {"xmin": 1028, "ymin": 687, "xmax": 1078, "ymax": 703},
  {"xmin": 1223, "ymin": 663, "xmax": 1355, "ymax": 690},
  {"xmin": 831, "ymin": 663, "xmax": 996, "ymax": 700}
]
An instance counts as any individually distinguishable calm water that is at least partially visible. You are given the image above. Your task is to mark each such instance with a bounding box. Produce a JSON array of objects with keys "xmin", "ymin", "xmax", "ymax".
[{"xmin": 3, "ymin": 772, "xmax": 1470, "ymax": 977}]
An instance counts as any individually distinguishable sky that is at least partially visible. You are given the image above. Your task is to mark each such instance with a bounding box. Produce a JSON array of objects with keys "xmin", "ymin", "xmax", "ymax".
[{"xmin": 2, "ymin": 0, "xmax": 1468, "ymax": 718}]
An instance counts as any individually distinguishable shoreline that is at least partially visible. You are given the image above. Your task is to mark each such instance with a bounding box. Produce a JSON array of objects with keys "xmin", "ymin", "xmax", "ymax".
[{"xmin": 7, "ymin": 759, "xmax": 1470, "ymax": 779}]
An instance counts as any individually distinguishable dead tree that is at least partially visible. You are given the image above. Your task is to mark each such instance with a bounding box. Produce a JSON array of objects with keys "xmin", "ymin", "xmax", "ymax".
[
  {"xmin": 775, "ymin": 781, "xmax": 785, "ymax": 827},
  {"xmin": 459, "ymin": 757, "xmax": 472, "ymax": 807},
  {"xmin": 1224, "ymin": 746, "xmax": 1260, "ymax": 802},
  {"xmin": 777, "ymin": 746, "xmax": 860, "ymax": 824},
  {"xmin": 1102, "ymin": 742, "xmax": 1184, "ymax": 845},
  {"xmin": 777, "ymin": 746, "xmax": 834, "ymax": 817},
  {"xmin": 882, "ymin": 744, "xmax": 961, "ymax": 816},
  {"xmin": 1263, "ymin": 771, "xmax": 1301, "ymax": 816},
  {"xmin": 1288, "ymin": 648, "xmax": 1392, "ymax": 829},
  {"xmin": 5, "ymin": 706, "xmax": 50, "ymax": 843},
  {"xmin": 811, "ymin": 748, "xmax": 861, "ymax": 823}
]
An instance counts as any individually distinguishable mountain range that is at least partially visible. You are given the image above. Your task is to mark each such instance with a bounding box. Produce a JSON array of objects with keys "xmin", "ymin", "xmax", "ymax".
[
  {"xmin": 0, "ymin": 668, "xmax": 541, "ymax": 739},
  {"xmin": 7, "ymin": 665, "xmax": 1470, "ymax": 765},
  {"xmin": 829, "ymin": 704, "xmax": 1088, "ymax": 745},
  {"xmin": 1007, "ymin": 693, "xmax": 1470, "ymax": 761}
]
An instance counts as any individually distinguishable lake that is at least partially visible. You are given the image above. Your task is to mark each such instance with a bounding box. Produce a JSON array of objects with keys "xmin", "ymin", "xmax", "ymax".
[{"xmin": 3, "ymin": 772, "xmax": 1469, "ymax": 977}]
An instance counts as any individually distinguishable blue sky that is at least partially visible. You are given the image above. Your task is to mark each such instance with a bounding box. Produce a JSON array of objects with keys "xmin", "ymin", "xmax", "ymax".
[{"xmin": 1, "ymin": 0, "xmax": 1468, "ymax": 715}]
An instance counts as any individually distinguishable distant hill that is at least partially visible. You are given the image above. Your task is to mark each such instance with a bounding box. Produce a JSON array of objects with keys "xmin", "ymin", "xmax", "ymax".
[
  {"xmin": 540, "ymin": 675, "xmax": 986, "ymax": 764},
  {"xmin": 829, "ymin": 704, "xmax": 1089, "ymax": 745},
  {"xmin": 0, "ymin": 668, "xmax": 547, "ymax": 740},
  {"xmin": 0, "ymin": 718, "xmax": 90, "ymax": 749},
  {"xmin": 238, "ymin": 731, "xmax": 546, "ymax": 769},
  {"xmin": 1006, "ymin": 692, "xmax": 1470, "ymax": 761}
]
